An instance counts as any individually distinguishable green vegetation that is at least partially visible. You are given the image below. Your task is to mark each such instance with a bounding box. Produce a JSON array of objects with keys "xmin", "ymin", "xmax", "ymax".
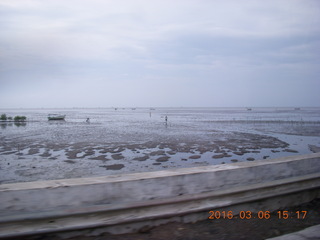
[
  {"xmin": 14, "ymin": 116, "xmax": 27, "ymax": 122},
  {"xmin": 0, "ymin": 114, "xmax": 27, "ymax": 122},
  {"xmin": 0, "ymin": 114, "xmax": 7, "ymax": 121}
]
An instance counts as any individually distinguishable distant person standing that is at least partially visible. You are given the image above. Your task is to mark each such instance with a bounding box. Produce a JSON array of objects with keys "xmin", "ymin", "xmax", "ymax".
[{"xmin": 165, "ymin": 115, "xmax": 168, "ymax": 125}]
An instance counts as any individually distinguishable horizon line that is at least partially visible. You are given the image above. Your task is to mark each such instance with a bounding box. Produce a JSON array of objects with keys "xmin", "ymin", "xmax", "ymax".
[{"xmin": 1, "ymin": 106, "xmax": 319, "ymax": 109}]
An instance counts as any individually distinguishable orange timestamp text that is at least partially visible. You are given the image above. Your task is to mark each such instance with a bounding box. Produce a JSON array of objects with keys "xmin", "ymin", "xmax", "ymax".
[{"xmin": 208, "ymin": 210, "xmax": 307, "ymax": 220}]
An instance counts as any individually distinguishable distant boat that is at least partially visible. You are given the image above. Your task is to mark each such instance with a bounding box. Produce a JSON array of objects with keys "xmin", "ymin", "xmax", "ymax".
[
  {"xmin": 247, "ymin": 108, "xmax": 252, "ymax": 111},
  {"xmin": 294, "ymin": 107, "xmax": 301, "ymax": 110},
  {"xmin": 48, "ymin": 114, "xmax": 66, "ymax": 121}
]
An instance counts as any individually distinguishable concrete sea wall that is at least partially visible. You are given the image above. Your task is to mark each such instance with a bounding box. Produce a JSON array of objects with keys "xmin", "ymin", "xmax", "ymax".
[{"xmin": 0, "ymin": 153, "xmax": 320, "ymax": 238}]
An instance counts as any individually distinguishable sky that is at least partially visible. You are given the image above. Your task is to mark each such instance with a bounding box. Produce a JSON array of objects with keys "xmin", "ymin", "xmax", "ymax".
[{"xmin": 0, "ymin": 0, "xmax": 320, "ymax": 108}]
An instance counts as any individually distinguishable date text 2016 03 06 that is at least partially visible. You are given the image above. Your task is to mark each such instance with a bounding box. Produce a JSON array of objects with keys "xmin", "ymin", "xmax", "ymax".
[{"xmin": 208, "ymin": 210, "xmax": 308, "ymax": 220}]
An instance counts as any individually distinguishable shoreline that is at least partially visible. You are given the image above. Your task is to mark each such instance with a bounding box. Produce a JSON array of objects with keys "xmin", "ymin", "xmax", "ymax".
[
  {"xmin": 1, "ymin": 132, "xmax": 319, "ymax": 184},
  {"xmin": 1, "ymin": 108, "xmax": 320, "ymax": 184}
]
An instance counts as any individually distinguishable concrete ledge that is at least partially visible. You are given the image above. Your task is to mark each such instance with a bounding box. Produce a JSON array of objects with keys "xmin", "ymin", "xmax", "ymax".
[
  {"xmin": 266, "ymin": 224, "xmax": 320, "ymax": 240},
  {"xmin": 1, "ymin": 153, "xmax": 320, "ymax": 238}
]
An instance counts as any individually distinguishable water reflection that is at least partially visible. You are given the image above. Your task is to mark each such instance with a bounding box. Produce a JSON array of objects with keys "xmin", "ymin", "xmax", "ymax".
[
  {"xmin": 0, "ymin": 122, "xmax": 27, "ymax": 129},
  {"xmin": 48, "ymin": 120, "xmax": 66, "ymax": 125}
]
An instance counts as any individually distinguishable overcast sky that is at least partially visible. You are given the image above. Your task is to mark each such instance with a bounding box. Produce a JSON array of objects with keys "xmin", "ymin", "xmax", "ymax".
[{"xmin": 0, "ymin": 0, "xmax": 319, "ymax": 108}]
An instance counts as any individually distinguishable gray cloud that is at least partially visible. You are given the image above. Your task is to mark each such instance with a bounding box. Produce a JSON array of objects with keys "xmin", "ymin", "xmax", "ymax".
[{"xmin": 0, "ymin": 0, "xmax": 319, "ymax": 108}]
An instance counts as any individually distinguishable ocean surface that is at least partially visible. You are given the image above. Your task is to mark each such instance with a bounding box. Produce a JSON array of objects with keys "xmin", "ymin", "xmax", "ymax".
[{"xmin": 1, "ymin": 107, "xmax": 320, "ymax": 183}]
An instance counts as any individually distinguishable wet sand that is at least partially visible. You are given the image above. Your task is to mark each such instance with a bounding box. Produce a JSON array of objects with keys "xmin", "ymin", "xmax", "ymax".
[{"xmin": 0, "ymin": 129, "xmax": 319, "ymax": 184}]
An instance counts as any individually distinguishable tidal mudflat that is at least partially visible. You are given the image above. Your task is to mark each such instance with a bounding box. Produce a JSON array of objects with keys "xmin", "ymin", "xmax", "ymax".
[{"xmin": 1, "ymin": 107, "xmax": 320, "ymax": 183}]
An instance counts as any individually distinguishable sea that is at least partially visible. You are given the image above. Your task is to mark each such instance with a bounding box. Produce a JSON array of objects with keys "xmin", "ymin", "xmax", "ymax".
[{"xmin": 1, "ymin": 107, "xmax": 320, "ymax": 183}]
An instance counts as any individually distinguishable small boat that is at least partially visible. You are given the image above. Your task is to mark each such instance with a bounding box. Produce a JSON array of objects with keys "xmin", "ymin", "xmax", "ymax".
[{"xmin": 48, "ymin": 114, "xmax": 66, "ymax": 121}]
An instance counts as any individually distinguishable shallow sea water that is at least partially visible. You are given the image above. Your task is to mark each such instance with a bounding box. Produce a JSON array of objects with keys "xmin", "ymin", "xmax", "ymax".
[{"xmin": 1, "ymin": 107, "xmax": 320, "ymax": 183}]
